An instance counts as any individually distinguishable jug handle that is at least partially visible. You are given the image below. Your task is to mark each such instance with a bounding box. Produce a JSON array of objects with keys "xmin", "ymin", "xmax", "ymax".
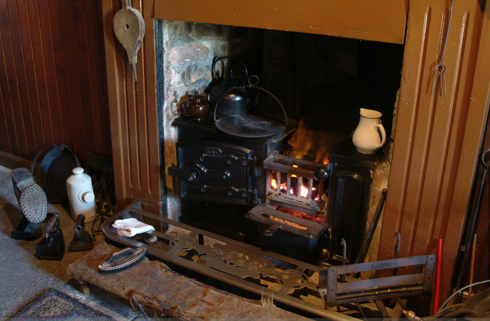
[
  {"xmin": 212, "ymin": 56, "xmax": 249, "ymax": 84},
  {"xmin": 376, "ymin": 124, "xmax": 386, "ymax": 148}
]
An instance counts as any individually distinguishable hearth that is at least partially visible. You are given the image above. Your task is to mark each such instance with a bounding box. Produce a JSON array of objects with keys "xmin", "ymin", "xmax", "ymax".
[
  {"xmin": 168, "ymin": 106, "xmax": 390, "ymax": 266},
  {"xmin": 160, "ymin": 23, "xmax": 403, "ymax": 267}
]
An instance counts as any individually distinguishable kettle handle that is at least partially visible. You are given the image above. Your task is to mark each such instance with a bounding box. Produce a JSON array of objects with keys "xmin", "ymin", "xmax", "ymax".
[
  {"xmin": 212, "ymin": 56, "xmax": 249, "ymax": 85},
  {"xmin": 376, "ymin": 123, "xmax": 386, "ymax": 148},
  {"xmin": 214, "ymin": 76, "xmax": 288, "ymax": 128}
]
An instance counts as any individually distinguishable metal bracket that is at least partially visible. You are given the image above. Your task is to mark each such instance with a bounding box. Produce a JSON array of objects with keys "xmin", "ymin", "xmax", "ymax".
[
  {"xmin": 245, "ymin": 204, "xmax": 327, "ymax": 238},
  {"xmin": 318, "ymin": 254, "xmax": 436, "ymax": 307}
]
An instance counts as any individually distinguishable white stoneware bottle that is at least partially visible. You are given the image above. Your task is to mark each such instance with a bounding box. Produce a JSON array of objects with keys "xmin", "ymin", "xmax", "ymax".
[
  {"xmin": 66, "ymin": 167, "xmax": 96, "ymax": 222},
  {"xmin": 352, "ymin": 108, "xmax": 386, "ymax": 154}
]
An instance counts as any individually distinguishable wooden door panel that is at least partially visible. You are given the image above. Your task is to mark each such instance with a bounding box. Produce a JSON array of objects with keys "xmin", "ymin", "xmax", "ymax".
[{"xmin": 380, "ymin": 0, "xmax": 490, "ymax": 305}]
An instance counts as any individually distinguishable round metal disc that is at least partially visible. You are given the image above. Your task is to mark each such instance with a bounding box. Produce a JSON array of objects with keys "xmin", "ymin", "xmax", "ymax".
[
  {"xmin": 37, "ymin": 148, "xmax": 80, "ymax": 203},
  {"xmin": 215, "ymin": 114, "xmax": 285, "ymax": 138}
]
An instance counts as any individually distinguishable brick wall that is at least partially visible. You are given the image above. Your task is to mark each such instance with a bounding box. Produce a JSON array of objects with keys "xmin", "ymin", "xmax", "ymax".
[{"xmin": 162, "ymin": 21, "xmax": 231, "ymax": 220}]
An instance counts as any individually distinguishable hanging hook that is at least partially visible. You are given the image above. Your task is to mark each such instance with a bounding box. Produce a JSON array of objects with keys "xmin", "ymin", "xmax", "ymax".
[
  {"xmin": 432, "ymin": 0, "xmax": 456, "ymax": 96},
  {"xmin": 394, "ymin": 232, "xmax": 401, "ymax": 259},
  {"xmin": 341, "ymin": 238, "xmax": 347, "ymax": 265},
  {"xmin": 392, "ymin": 232, "xmax": 401, "ymax": 276},
  {"xmin": 340, "ymin": 238, "xmax": 347, "ymax": 282}
]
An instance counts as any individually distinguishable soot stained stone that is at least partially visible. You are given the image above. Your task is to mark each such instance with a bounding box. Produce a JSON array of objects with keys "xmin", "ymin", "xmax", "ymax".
[
  {"xmin": 168, "ymin": 42, "xmax": 210, "ymax": 65},
  {"xmin": 207, "ymin": 40, "xmax": 229, "ymax": 59},
  {"xmin": 188, "ymin": 63, "xmax": 212, "ymax": 84},
  {"xmin": 169, "ymin": 65, "xmax": 185, "ymax": 87},
  {"xmin": 164, "ymin": 20, "xmax": 191, "ymax": 41},
  {"xmin": 190, "ymin": 23, "xmax": 227, "ymax": 40}
]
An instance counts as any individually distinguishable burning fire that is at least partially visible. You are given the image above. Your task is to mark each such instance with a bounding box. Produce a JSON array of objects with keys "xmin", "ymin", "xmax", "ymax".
[
  {"xmin": 270, "ymin": 176, "xmax": 320, "ymax": 201},
  {"xmin": 287, "ymin": 119, "xmax": 330, "ymax": 165}
]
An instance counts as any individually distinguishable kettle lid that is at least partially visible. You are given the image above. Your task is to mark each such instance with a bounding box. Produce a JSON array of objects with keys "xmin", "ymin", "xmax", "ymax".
[{"xmin": 186, "ymin": 91, "xmax": 207, "ymax": 103}]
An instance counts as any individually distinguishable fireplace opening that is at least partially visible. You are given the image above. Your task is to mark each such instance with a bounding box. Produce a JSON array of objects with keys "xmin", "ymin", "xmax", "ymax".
[
  {"xmin": 220, "ymin": 26, "xmax": 404, "ymax": 143},
  {"xmin": 164, "ymin": 21, "xmax": 403, "ymax": 265}
]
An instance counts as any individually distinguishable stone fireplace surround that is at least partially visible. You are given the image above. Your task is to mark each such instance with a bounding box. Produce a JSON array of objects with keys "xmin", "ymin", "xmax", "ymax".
[{"xmin": 102, "ymin": 0, "xmax": 490, "ymax": 309}]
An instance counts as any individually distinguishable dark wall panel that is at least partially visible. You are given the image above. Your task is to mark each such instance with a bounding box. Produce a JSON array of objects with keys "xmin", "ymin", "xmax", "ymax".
[{"xmin": 0, "ymin": 0, "xmax": 111, "ymax": 164}]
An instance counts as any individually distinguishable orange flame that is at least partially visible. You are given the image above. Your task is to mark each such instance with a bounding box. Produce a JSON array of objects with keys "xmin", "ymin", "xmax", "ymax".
[
  {"xmin": 287, "ymin": 119, "xmax": 331, "ymax": 165},
  {"xmin": 272, "ymin": 176, "xmax": 320, "ymax": 201}
]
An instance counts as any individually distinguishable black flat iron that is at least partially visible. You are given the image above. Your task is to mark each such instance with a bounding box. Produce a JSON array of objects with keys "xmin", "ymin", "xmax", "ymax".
[
  {"xmin": 35, "ymin": 213, "xmax": 65, "ymax": 260},
  {"xmin": 68, "ymin": 214, "xmax": 94, "ymax": 252}
]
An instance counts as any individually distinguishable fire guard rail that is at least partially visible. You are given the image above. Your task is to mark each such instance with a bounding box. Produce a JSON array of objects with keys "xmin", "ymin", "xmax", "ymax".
[{"xmin": 103, "ymin": 201, "xmax": 435, "ymax": 319}]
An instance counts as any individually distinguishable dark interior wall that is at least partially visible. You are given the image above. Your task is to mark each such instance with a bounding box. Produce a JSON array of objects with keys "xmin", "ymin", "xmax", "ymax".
[
  {"xmin": 0, "ymin": 0, "xmax": 111, "ymax": 164},
  {"xmin": 227, "ymin": 28, "xmax": 404, "ymax": 139}
]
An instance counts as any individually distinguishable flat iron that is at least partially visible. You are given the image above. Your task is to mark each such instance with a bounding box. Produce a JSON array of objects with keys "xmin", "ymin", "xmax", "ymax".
[
  {"xmin": 68, "ymin": 214, "xmax": 94, "ymax": 252},
  {"xmin": 35, "ymin": 213, "xmax": 65, "ymax": 260}
]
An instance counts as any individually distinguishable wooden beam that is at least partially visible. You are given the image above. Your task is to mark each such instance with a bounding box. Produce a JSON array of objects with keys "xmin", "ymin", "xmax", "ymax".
[{"xmin": 155, "ymin": 0, "xmax": 408, "ymax": 44}]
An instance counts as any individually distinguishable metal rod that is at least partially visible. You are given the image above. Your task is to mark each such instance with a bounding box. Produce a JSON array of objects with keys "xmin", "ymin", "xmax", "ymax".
[
  {"xmin": 273, "ymin": 153, "xmax": 325, "ymax": 170},
  {"xmin": 468, "ymin": 234, "xmax": 477, "ymax": 297},
  {"xmin": 277, "ymin": 171, "xmax": 281, "ymax": 192},
  {"xmin": 297, "ymin": 176, "xmax": 302, "ymax": 197},
  {"xmin": 264, "ymin": 161, "xmax": 317, "ymax": 179},
  {"xmin": 453, "ymin": 149, "xmax": 490, "ymax": 294},
  {"xmin": 355, "ymin": 189, "xmax": 387, "ymax": 264},
  {"xmin": 266, "ymin": 170, "xmax": 271, "ymax": 193},
  {"xmin": 287, "ymin": 173, "xmax": 291, "ymax": 195},
  {"xmin": 433, "ymin": 238, "xmax": 442, "ymax": 314},
  {"xmin": 308, "ymin": 179, "xmax": 313, "ymax": 200}
]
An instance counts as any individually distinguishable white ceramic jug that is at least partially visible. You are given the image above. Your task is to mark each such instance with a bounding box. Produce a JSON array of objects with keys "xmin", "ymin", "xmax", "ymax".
[
  {"xmin": 66, "ymin": 167, "xmax": 96, "ymax": 222},
  {"xmin": 352, "ymin": 108, "xmax": 386, "ymax": 154}
]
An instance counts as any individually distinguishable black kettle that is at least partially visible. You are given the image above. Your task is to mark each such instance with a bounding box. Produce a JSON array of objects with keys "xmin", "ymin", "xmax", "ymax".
[{"xmin": 210, "ymin": 56, "xmax": 249, "ymax": 115}]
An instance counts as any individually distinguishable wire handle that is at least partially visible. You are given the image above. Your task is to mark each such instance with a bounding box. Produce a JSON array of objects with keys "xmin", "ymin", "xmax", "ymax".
[
  {"xmin": 213, "ymin": 75, "xmax": 288, "ymax": 128},
  {"xmin": 212, "ymin": 56, "xmax": 249, "ymax": 85}
]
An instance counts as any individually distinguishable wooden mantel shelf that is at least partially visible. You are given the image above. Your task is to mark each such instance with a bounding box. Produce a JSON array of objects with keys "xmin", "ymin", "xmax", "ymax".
[{"xmin": 154, "ymin": 0, "xmax": 409, "ymax": 44}]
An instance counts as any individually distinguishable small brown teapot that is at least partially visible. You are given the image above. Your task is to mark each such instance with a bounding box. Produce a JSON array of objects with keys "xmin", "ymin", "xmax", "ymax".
[{"xmin": 180, "ymin": 91, "xmax": 209, "ymax": 120}]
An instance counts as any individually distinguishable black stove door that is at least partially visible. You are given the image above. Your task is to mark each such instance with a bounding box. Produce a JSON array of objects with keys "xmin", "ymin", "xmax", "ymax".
[{"xmin": 168, "ymin": 141, "xmax": 257, "ymax": 206}]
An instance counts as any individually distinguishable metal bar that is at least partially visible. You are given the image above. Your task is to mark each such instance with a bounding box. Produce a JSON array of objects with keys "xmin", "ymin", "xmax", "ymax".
[
  {"xmin": 266, "ymin": 169, "xmax": 271, "ymax": 194},
  {"xmin": 272, "ymin": 153, "xmax": 325, "ymax": 170},
  {"xmin": 308, "ymin": 179, "xmax": 313, "ymax": 200},
  {"xmin": 326, "ymin": 266, "xmax": 338, "ymax": 307},
  {"xmin": 247, "ymin": 204, "xmax": 326, "ymax": 238},
  {"xmin": 355, "ymin": 189, "xmax": 387, "ymax": 264},
  {"xmin": 423, "ymin": 254, "xmax": 436, "ymax": 292},
  {"xmin": 287, "ymin": 173, "xmax": 291, "ymax": 195},
  {"xmin": 264, "ymin": 161, "xmax": 317, "ymax": 179},
  {"xmin": 374, "ymin": 300, "xmax": 391, "ymax": 319},
  {"xmin": 329, "ymin": 256, "xmax": 429, "ymax": 275},
  {"xmin": 268, "ymin": 197, "xmax": 325, "ymax": 216},
  {"xmin": 337, "ymin": 274, "xmax": 425, "ymax": 293},
  {"xmin": 277, "ymin": 171, "xmax": 281, "ymax": 192},
  {"xmin": 336, "ymin": 289, "xmax": 423, "ymax": 305},
  {"xmin": 268, "ymin": 194, "xmax": 325, "ymax": 212},
  {"xmin": 297, "ymin": 176, "xmax": 302, "ymax": 197}
]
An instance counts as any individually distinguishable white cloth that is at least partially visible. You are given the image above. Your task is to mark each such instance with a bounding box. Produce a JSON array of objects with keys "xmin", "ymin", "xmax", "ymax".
[{"xmin": 112, "ymin": 218, "xmax": 155, "ymax": 237}]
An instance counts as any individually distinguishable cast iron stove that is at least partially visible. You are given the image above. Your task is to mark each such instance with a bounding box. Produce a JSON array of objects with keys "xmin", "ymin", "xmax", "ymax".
[{"xmin": 168, "ymin": 115, "xmax": 324, "ymax": 259}]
